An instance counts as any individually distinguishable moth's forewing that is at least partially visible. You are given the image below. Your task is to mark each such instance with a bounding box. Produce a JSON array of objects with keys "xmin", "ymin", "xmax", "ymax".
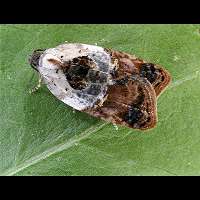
[
  {"xmin": 109, "ymin": 49, "xmax": 171, "ymax": 97},
  {"xmin": 85, "ymin": 75, "xmax": 157, "ymax": 130}
]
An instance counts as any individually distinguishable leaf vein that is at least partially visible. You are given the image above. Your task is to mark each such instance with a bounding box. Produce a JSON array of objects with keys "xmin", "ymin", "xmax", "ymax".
[{"xmin": 1, "ymin": 122, "xmax": 109, "ymax": 176}]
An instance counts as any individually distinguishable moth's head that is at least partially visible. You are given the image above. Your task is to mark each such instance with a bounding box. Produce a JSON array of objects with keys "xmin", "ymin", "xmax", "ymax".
[{"xmin": 29, "ymin": 49, "xmax": 45, "ymax": 72}]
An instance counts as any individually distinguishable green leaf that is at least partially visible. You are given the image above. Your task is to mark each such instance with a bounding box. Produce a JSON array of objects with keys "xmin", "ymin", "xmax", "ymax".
[{"xmin": 1, "ymin": 24, "xmax": 200, "ymax": 176}]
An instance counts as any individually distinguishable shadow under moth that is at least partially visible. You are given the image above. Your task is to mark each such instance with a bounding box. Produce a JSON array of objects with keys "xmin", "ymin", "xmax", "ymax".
[{"xmin": 29, "ymin": 43, "xmax": 171, "ymax": 130}]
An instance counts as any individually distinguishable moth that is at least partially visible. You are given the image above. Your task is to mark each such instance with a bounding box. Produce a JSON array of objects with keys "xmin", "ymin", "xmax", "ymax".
[{"xmin": 29, "ymin": 43, "xmax": 171, "ymax": 130}]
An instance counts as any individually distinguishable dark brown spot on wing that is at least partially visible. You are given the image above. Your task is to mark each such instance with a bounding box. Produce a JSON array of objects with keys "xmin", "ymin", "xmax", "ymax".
[
  {"xmin": 85, "ymin": 75, "xmax": 157, "ymax": 130},
  {"xmin": 48, "ymin": 58, "xmax": 64, "ymax": 67},
  {"xmin": 140, "ymin": 63, "xmax": 158, "ymax": 83},
  {"xmin": 61, "ymin": 56, "xmax": 96, "ymax": 90},
  {"xmin": 109, "ymin": 49, "xmax": 171, "ymax": 97}
]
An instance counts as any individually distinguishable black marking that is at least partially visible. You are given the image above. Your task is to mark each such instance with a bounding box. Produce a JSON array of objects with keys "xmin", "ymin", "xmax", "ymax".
[
  {"xmin": 76, "ymin": 92, "xmax": 95, "ymax": 103},
  {"xmin": 115, "ymin": 76, "xmax": 129, "ymax": 85},
  {"xmin": 124, "ymin": 107, "xmax": 143, "ymax": 125},
  {"xmin": 67, "ymin": 65, "xmax": 89, "ymax": 79},
  {"xmin": 99, "ymin": 73, "xmax": 107, "ymax": 83},
  {"xmin": 87, "ymin": 70, "xmax": 107, "ymax": 83},
  {"xmin": 87, "ymin": 70, "xmax": 100, "ymax": 82},
  {"xmin": 76, "ymin": 92, "xmax": 81, "ymax": 97},
  {"xmin": 146, "ymin": 117, "xmax": 151, "ymax": 122},
  {"xmin": 86, "ymin": 84, "xmax": 102, "ymax": 96},
  {"xmin": 140, "ymin": 63, "xmax": 158, "ymax": 83},
  {"xmin": 72, "ymin": 57, "xmax": 79, "ymax": 63},
  {"xmin": 62, "ymin": 55, "xmax": 97, "ymax": 90},
  {"xmin": 64, "ymin": 63, "xmax": 90, "ymax": 90},
  {"xmin": 110, "ymin": 69, "xmax": 118, "ymax": 79}
]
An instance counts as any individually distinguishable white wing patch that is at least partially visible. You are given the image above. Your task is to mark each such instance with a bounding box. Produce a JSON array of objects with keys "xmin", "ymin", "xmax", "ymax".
[{"xmin": 37, "ymin": 43, "xmax": 116, "ymax": 111}]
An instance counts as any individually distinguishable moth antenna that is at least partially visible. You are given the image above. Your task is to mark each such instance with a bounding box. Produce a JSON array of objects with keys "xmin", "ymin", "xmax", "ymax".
[{"xmin": 29, "ymin": 74, "xmax": 43, "ymax": 94}]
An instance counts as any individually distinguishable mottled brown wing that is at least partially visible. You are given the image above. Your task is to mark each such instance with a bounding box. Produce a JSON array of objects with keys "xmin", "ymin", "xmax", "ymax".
[
  {"xmin": 85, "ymin": 75, "xmax": 157, "ymax": 130},
  {"xmin": 108, "ymin": 49, "xmax": 171, "ymax": 97}
]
